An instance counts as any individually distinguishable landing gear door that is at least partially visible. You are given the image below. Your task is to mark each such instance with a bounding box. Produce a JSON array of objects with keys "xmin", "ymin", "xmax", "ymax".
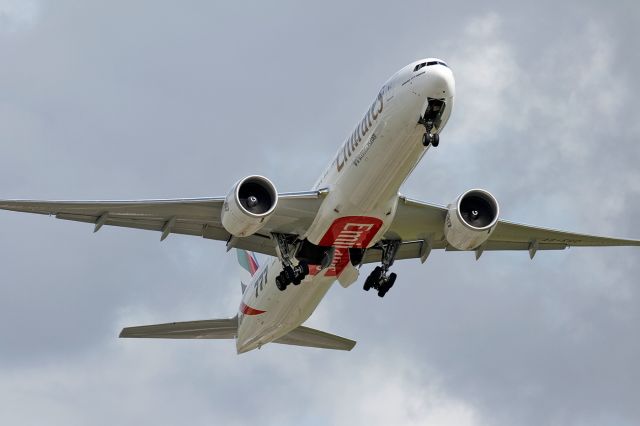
[
  {"xmin": 423, "ymin": 98, "xmax": 447, "ymax": 133},
  {"xmin": 337, "ymin": 262, "xmax": 359, "ymax": 288}
]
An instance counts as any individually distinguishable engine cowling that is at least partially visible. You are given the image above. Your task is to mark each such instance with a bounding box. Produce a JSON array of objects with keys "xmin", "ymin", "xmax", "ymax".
[
  {"xmin": 444, "ymin": 189, "xmax": 500, "ymax": 250},
  {"xmin": 221, "ymin": 175, "xmax": 278, "ymax": 237}
]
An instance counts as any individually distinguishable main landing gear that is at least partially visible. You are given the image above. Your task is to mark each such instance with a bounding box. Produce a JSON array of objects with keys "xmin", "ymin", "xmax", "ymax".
[
  {"xmin": 275, "ymin": 262, "xmax": 309, "ymax": 291},
  {"xmin": 273, "ymin": 233, "xmax": 310, "ymax": 291},
  {"xmin": 363, "ymin": 240, "xmax": 400, "ymax": 298}
]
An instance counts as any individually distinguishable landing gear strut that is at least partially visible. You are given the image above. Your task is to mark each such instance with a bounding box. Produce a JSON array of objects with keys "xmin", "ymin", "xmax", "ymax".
[
  {"xmin": 363, "ymin": 240, "xmax": 400, "ymax": 298},
  {"xmin": 272, "ymin": 233, "xmax": 310, "ymax": 291}
]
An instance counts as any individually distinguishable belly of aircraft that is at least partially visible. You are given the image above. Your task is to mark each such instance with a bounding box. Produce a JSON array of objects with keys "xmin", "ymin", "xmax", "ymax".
[
  {"xmin": 236, "ymin": 261, "xmax": 335, "ymax": 353},
  {"xmin": 236, "ymin": 87, "xmax": 434, "ymax": 353}
]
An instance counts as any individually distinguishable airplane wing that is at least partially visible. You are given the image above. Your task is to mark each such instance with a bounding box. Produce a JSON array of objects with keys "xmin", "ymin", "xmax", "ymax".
[
  {"xmin": 3, "ymin": 190, "xmax": 637, "ymax": 262},
  {"xmin": 0, "ymin": 189, "xmax": 328, "ymax": 258},
  {"xmin": 368, "ymin": 195, "xmax": 640, "ymax": 263}
]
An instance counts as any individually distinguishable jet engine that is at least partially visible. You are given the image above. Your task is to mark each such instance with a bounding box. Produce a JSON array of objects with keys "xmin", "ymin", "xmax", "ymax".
[
  {"xmin": 444, "ymin": 189, "xmax": 499, "ymax": 251},
  {"xmin": 221, "ymin": 175, "xmax": 278, "ymax": 237}
]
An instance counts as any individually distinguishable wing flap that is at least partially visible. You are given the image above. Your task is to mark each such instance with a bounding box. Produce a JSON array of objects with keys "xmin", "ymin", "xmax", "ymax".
[
  {"xmin": 119, "ymin": 317, "xmax": 238, "ymax": 339},
  {"xmin": 362, "ymin": 240, "xmax": 566, "ymax": 264},
  {"xmin": 273, "ymin": 325, "xmax": 356, "ymax": 351}
]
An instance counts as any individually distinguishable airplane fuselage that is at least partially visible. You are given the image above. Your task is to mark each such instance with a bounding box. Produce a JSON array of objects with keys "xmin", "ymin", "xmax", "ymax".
[{"xmin": 236, "ymin": 59, "xmax": 455, "ymax": 353}]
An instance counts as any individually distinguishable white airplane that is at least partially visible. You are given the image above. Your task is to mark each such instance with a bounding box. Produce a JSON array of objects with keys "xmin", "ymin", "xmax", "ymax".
[{"xmin": 1, "ymin": 58, "xmax": 639, "ymax": 353}]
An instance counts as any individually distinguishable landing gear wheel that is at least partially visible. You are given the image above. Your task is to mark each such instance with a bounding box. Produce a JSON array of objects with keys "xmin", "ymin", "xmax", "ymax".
[
  {"xmin": 377, "ymin": 273, "xmax": 396, "ymax": 298},
  {"xmin": 364, "ymin": 266, "xmax": 383, "ymax": 291},
  {"xmin": 422, "ymin": 133, "xmax": 440, "ymax": 147},
  {"xmin": 275, "ymin": 275, "xmax": 287, "ymax": 291},
  {"xmin": 371, "ymin": 266, "xmax": 383, "ymax": 279},
  {"xmin": 276, "ymin": 262, "xmax": 310, "ymax": 291},
  {"xmin": 283, "ymin": 266, "xmax": 295, "ymax": 282},
  {"xmin": 292, "ymin": 261, "xmax": 308, "ymax": 286},
  {"xmin": 363, "ymin": 279, "xmax": 372, "ymax": 291},
  {"xmin": 298, "ymin": 261, "xmax": 310, "ymax": 276},
  {"xmin": 387, "ymin": 272, "xmax": 397, "ymax": 287}
]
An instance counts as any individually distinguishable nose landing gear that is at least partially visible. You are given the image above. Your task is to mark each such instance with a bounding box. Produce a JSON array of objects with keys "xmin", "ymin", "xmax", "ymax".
[
  {"xmin": 363, "ymin": 240, "xmax": 400, "ymax": 298},
  {"xmin": 422, "ymin": 131, "xmax": 439, "ymax": 147},
  {"xmin": 419, "ymin": 98, "xmax": 445, "ymax": 147}
]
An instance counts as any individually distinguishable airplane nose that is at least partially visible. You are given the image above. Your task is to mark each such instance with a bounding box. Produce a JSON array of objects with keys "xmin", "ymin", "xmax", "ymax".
[{"xmin": 424, "ymin": 63, "xmax": 455, "ymax": 99}]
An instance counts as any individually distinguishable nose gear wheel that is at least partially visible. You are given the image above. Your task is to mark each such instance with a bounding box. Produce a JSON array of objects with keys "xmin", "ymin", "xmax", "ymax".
[{"xmin": 422, "ymin": 132, "xmax": 439, "ymax": 147}]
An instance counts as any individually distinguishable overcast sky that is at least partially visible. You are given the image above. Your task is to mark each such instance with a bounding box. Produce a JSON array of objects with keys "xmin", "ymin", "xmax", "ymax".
[{"xmin": 1, "ymin": 1, "xmax": 639, "ymax": 425}]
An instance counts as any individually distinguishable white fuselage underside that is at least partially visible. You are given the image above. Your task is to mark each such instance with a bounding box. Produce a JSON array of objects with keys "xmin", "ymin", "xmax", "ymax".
[{"xmin": 236, "ymin": 60, "xmax": 455, "ymax": 353}]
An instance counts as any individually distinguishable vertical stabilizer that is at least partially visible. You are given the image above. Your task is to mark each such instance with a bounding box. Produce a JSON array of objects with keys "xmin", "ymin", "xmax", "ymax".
[{"xmin": 236, "ymin": 249, "xmax": 260, "ymax": 293}]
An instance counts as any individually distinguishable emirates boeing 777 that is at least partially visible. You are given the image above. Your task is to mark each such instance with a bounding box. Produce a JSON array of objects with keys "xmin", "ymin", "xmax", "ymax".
[{"xmin": 2, "ymin": 58, "xmax": 638, "ymax": 353}]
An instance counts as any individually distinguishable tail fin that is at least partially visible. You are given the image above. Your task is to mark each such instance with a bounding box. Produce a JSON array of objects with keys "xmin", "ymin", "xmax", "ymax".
[
  {"xmin": 236, "ymin": 249, "xmax": 260, "ymax": 275},
  {"xmin": 236, "ymin": 249, "xmax": 260, "ymax": 293}
]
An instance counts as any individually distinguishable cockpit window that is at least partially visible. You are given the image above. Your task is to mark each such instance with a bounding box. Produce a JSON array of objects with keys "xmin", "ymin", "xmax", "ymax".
[{"xmin": 413, "ymin": 60, "xmax": 449, "ymax": 72}]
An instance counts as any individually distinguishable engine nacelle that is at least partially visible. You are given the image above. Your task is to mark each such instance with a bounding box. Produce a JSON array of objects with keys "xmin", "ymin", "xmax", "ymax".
[
  {"xmin": 444, "ymin": 189, "xmax": 500, "ymax": 251},
  {"xmin": 221, "ymin": 175, "xmax": 278, "ymax": 237}
]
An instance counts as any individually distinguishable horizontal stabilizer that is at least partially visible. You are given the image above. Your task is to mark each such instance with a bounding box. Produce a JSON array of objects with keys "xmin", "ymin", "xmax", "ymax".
[
  {"xmin": 274, "ymin": 325, "xmax": 356, "ymax": 351},
  {"xmin": 119, "ymin": 317, "xmax": 238, "ymax": 339},
  {"xmin": 120, "ymin": 317, "xmax": 355, "ymax": 351}
]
